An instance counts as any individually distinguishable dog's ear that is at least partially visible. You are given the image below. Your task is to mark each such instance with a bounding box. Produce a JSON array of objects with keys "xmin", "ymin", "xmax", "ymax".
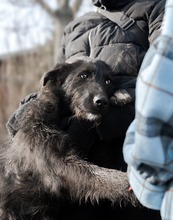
[
  {"xmin": 42, "ymin": 69, "xmax": 58, "ymax": 86},
  {"xmin": 42, "ymin": 64, "xmax": 70, "ymax": 87}
]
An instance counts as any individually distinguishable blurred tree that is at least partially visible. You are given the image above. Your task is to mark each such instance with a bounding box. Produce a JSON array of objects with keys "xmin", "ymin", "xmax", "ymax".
[
  {"xmin": 0, "ymin": 0, "xmax": 94, "ymax": 57},
  {"xmin": 2, "ymin": 0, "xmax": 91, "ymax": 61},
  {"xmin": 31, "ymin": 0, "xmax": 84, "ymax": 60}
]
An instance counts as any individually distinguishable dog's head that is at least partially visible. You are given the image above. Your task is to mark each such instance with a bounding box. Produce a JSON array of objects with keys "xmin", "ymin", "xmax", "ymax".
[
  {"xmin": 40, "ymin": 60, "xmax": 135, "ymax": 121},
  {"xmin": 62, "ymin": 60, "xmax": 116, "ymax": 121}
]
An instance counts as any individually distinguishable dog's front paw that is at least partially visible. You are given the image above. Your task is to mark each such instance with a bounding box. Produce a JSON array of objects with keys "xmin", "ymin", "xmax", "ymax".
[{"xmin": 110, "ymin": 89, "xmax": 132, "ymax": 106}]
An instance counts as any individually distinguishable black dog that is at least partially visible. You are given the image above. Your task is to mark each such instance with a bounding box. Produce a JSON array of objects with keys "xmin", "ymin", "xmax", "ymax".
[
  {"xmin": 0, "ymin": 60, "xmax": 137, "ymax": 220},
  {"xmin": 0, "ymin": 60, "xmax": 160, "ymax": 220}
]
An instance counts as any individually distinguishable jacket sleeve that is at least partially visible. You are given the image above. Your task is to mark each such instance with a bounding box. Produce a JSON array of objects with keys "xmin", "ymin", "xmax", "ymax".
[
  {"xmin": 123, "ymin": 0, "xmax": 173, "ymax": 206},
  {"xmin": 148, "ymin": 0, "xmax": 166, "ymax": 43},
  {"xmin": 6, "ymin": 93, "xmax": 37, "ymax": 136},
  {"xmin": 57, "ymin": 12, "xmax": 100, "ymax": 63}
]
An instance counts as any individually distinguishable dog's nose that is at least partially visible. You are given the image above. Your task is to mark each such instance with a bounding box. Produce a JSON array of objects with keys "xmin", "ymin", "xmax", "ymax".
[{"xmin": 93, "ymin": 96, "xmax": 108, "ymax": 109}]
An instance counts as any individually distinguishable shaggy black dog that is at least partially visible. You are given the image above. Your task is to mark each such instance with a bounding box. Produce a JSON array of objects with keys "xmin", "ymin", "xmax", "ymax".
[
  {"xmin": 0, "ymin": 60, "xmax": 137, "ymax": 220},
  {"xmin": 0, "ymin": 60, "xmax": 160, "ymax": 220}
]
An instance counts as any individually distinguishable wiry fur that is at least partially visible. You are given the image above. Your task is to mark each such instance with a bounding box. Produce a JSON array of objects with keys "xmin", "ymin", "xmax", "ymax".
[{"xmin": 0, "ymin": 60, "xmax": 138, "ymax": 219}]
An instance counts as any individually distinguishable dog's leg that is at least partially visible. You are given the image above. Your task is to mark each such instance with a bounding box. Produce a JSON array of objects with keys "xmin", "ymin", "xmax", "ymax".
[
  {"xmin": 6, "ymin": 130, "xmax": 137, "ymax": 208},
  {"xmin": 0, "ymin": 149, "xmax": 137, "ymax": 220},
  {"xmin": 59, "ymin": 155, "xmax": 138, "ymax": 206}
]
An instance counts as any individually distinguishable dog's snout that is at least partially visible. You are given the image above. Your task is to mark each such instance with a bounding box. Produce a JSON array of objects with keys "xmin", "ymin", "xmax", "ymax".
[{"xmin": 93, "ymin": 95, "xmax": 108, "ymax": 109}]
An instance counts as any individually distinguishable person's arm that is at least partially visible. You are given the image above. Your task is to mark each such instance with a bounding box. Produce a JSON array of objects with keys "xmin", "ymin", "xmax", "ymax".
[
  {"xmin": 148, "ymin": 0, "xmax": 166, "ymax": 43},
  {"xmin": 123, "ymin": 0, "xmax": 173, "ymax": 211},
  {"xmin": 6, "ymin": 93, "xmax": 37, "ymax": 136}
]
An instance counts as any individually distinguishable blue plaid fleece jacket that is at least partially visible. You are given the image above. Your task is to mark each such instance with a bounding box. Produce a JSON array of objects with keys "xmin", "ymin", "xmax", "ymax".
[{"xmin": 123, "ymin": 0, "xmax": 173, "ymax": 219}]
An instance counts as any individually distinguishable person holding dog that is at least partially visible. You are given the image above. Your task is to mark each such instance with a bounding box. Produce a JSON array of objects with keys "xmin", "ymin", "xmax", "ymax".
[{"xmin": 6, "ymin": 0, "xmax": 166, "ymax": 219}]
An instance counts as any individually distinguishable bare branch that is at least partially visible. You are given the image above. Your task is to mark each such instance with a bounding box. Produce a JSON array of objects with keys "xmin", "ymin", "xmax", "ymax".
[
  {"xmin": 57, "ymin": 0, "xmax": 70, "ymax": 8},
  {"xmin": 71, "ymin": 0, "xmax": 83, "ymax": 14},
  {"xmin": 32, "ymin": 0, "xmax": 57, "ymax": 18}
]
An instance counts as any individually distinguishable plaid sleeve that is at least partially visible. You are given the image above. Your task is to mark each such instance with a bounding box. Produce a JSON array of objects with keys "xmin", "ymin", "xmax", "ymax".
[
  {"xmin": 133, "ymin": 35, "xmax": 173, "ymax": 172},
  {"xmin": 123, "ymin": 0, "xmax": 173, "ymax": 212}
]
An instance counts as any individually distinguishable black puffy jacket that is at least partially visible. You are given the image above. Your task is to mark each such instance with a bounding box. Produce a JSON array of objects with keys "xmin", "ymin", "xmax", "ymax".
[{"xmin": 57, "ymin": 0, "xmax": 165, "ymax": 76}]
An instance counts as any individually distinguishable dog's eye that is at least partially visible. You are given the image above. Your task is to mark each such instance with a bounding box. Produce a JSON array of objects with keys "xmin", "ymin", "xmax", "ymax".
[
  {"xmin": 105, "ymin": 79, "xmax": 111, "ymax": 85},
  {"xmin": 80, "ymin": 74, "xmax": 88, "ymax": 79}
]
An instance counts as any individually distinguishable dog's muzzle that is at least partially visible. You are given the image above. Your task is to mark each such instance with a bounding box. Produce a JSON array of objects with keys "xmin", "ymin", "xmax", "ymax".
[{"xmin": 93, "ymin": 95, "xmax": 108, "ymax": 111}]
